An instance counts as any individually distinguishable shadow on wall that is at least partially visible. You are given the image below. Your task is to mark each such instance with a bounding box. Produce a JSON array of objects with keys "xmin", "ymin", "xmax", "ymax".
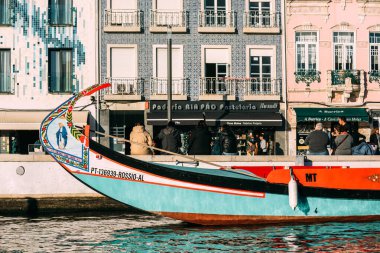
[
  {"xmin": 275, "ymin": 142, "xmax": 284, "ymax": 155},
  {"xmin": 26, "ymin": 197, "xmax": 39, "ymax": 218}
]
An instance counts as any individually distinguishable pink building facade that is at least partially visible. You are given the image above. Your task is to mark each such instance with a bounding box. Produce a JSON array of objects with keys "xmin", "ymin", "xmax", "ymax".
[{"xmin": 286, "ymin": 0, "xmax": 380, "ymax": 155}]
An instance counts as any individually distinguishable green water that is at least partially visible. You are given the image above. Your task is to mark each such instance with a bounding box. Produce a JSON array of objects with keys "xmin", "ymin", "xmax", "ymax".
[{"xmin": 0, "ymin": 213, "xmax": 379, "ymax": 252}]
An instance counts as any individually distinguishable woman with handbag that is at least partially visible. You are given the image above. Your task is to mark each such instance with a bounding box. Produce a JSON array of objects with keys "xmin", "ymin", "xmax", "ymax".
[{"xmin": 333, "ymin": 125, "xmax": 354, "ymax": 155}]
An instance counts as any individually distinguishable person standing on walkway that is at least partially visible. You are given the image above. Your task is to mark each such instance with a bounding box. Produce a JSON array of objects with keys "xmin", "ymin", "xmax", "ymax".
[
  {"xmin": 130, "ymin": 122, "xmax": 153, "ymax": 155},
  {"xmin": 370, "ymin": 127, "xmax": 380, "ymax": 155},
  {"xmin": 157, "ymin": 121, "xmax": 182, "ymax": 154},
  {"xmin": 304, "ymin": 123, "xmax": 329, "ymax": 155},
  {"xmin": 334, "ymin": 125, "xmax": 353, "ymax": 155},
  {"xmin": 187, "ymin": 121, "xmax": 211, "ymax": 155},
  {"xmin": 258, "ymin": 134, "xmax": 268, "ymax": 155},
  {"xmin": 219, "ymin": 124, "xmax": 237, "ymax": 155}
]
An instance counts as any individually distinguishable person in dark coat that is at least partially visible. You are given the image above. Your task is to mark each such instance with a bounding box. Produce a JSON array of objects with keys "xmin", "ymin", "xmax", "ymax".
[
  {"xmin": 157, "ymin": 121, "xmax": 182, "ymax": 153},
  {"xmin": 188, "ymin": 121, "xmax": 211, "ymax": 155},
  {"xmin": 304, "ymin": 122, "xmax": 329, "ymax": 155},
  {"xmin": 370, "ymin": 127, "xmax": 380, "ymax": 155},
  {"xmin": 219, "ymin": 124, "xmax": 237, "ymax": 155}
]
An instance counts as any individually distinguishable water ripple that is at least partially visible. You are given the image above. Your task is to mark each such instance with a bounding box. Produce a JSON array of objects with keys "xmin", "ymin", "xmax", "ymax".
[{"xmin": 0, "ymin": 213, "xmax": 379, "ymax": 252}]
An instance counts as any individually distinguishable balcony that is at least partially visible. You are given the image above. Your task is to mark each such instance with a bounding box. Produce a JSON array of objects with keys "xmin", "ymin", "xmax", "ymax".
[
  {"xmin": 199, "ymin": 77, "xmax": 235, "ymax": 100},
  {"xmin": 369, "ymin": 70, "xmax": 380, "ymax": 83},
  {"xmin": 242, "ymin": 78, "xmax": 281, "ymax": 101},
  {"xmin": 327, "ymin": 70, "xmax": 365, "ymax": 103},
  {"xmin": 150, "ymin": 78, "xmax": 188, "ymax": 100},
  {"xmin": 243, "ymin": 11, "xmax": 280, "ymax": 34},
  {"xmin": 150, "ymin": 10, "xmax": 188, "ymax": 33},
  {"xmin": 294, "ymin": 69, "xmax": 321, "ymax": 86},
  {"xmin": 102, "ymin": 78, "xmax": 143, "ymax": 101},
  {"xmin": 104, "ymin": 9, "xmax": 142, "ymax": 32},
  {"xmin": 198, "ymin": 10, "xmax": 236, "ymax": 33}
]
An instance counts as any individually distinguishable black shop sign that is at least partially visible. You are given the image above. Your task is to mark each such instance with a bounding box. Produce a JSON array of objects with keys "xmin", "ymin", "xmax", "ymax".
[{"xmin": 150, "ymin": 101, "xmax": 279, "ymax": 113}]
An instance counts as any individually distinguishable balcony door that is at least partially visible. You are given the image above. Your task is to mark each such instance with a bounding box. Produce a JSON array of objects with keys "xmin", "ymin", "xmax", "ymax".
[
  {"xmin": 110, "ymin": 0, "xmax": 137, "ymax": 25},
  {"xmin": 154, "ymin": 46, "xmax": 183, "ymax": 94},
  {"xmin": 249, "ymin": 48, "xmax": 273, "ymax": 94},
  {"xmin": 370, "ymin": 32, "xmax": 380, "ymax": 72},
  {"xmin": 110, "ymin": 47, "xmax": 137, "ymax": 94},
  {"xmin": 154, "ymin": 0, "xmax": 182, "ymax": 26},
  {"xmin": 249, "ymin": 0, "xmax": 270, "ymax": 27},
  {"xmin": 204, "ymin": 48, "xmax": 230, "ymax": 94},
  {"xmin": 333, "ymin": 32, "xmax": 355, "ymax": 71},
  {"xmin": 110, "ymin": 0, "xmax": 136, "ymax": 9},
  {"xmin": 0, "ymin": 49, "xmax": 11, "ymax": 93},
  {"xmin": 205, "ymin": 0, "xmax": 226, "ymax": 26}
]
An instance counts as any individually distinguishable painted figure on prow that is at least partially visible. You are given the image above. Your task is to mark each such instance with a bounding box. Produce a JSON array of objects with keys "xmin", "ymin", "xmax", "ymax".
[{"xmin": 56, "ymin": 123, "xmax": 68, "ymax": 149}]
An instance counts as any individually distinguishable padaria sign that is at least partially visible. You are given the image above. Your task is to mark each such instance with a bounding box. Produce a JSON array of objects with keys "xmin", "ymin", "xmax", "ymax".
[{"xmin": 150, "ymin": 101, "xmax": 279, "ymax": 112}]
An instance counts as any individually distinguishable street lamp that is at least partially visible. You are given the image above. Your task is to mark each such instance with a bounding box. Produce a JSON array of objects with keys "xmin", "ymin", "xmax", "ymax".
[{"xmin": 167, "ymin": 25, "xmax": 172, "ymax": 122}]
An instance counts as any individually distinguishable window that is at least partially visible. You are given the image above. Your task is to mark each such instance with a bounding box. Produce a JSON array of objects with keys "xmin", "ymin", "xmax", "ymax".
[
  {"xmin": 203, "ymin": 47, "xmax": 230, "ymax": 94},
  {"xmin": 49, "ymin": 0, "xmax": 72, "ymax": 25},
  {"xmin": 153, "ymin": 0, "xmax": 183, "ymax": 27},
  {"xmin": 370, "ymin": 32, "xmax": 380, "ymax": 72},
  {"xmin": 247, "ymin": 47, "xmax": 276, "ymax": 94},
  {"xmin": 0, "ymin": 0, "xmax": 11, "ymax": 25},
  {"xmin": 205, "ymin": 0, "xmax": 226, "ymax": 26},
  {"xmin": 0, "ymin": 49, "xmax": 11, "ymax": 93},
  {"xmin": 153, "ymin": 45, "xmax": 184, "ymax": 95},
  {"xmin": 249, "ymin": 0, "xmax": 270, "ymax": 27},
  {"xmin": 333, "ymin": 32, "xmax": 355, "ymax": 70},
  {"xmin": 48, "ymin": 49, "xmax": 73, "ymax": 93},
  {"xmin": 296, "ymin": 32, "xmax": 318, "ymax": 71}
]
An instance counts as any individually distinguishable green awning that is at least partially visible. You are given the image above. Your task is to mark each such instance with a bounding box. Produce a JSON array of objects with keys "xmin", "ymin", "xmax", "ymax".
[{"xmin": 294, "ymin": 108, "xmax": 368, "ymax": 122}]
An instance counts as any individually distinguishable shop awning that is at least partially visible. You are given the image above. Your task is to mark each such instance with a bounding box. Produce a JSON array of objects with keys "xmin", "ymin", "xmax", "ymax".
[
  {"xmin": 0, "ymin": 111, "xmax": 89, "ymax": 130},
  {"xmin": 147, "ymin": 112, "xmax": 283, "ymax": 126},
  {"xmin": 294, "ymin": 108, "xmax": 368, "ymax": 122}
]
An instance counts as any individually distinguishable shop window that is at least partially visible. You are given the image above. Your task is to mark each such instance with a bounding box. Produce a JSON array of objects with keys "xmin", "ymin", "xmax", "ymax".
[
  {"xmin": 333, "ymin": 32, "xmax": 355, "ymax": 71},
  {"xmin": 48, "ymin": 49, "xmax": 73, "ymax": 93},
  {"xmin": 48, "ymin": 0, "xmax": 73, "ymax": 26},
  {"xmin": 0, "ymin": 49, "xmax": 11, "ymax": 93},
  {"xmin": 0, "ymin": 0, "xmax": 11, "ymax": 25},
  {"xmin": 248, "ymin": 0, "xmax": 271, "ymax": 27}
]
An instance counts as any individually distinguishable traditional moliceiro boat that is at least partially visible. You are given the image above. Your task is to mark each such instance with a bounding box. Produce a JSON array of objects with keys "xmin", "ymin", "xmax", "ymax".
[{"xmin": 40, "ymin": 84, "xmax": 380, "ymax": 225}]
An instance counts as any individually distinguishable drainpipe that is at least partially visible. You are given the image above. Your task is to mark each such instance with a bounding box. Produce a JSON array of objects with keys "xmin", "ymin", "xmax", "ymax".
[{"xmin": 282, "ymin": 0, "xmax": 288, "ymax": 155}]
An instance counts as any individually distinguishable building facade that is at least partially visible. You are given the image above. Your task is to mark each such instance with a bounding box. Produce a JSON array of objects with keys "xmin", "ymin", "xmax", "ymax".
[
  {"xmin": 100, "ymin": 0, "xmax": 286, "ymax": 155},
  {"xmin": 0, "ymin": 0, "xmax": 97, "ymax": 154},
  {"xmin": 286, "ymin": 0, "xmax": 380, "ymax": 155}
]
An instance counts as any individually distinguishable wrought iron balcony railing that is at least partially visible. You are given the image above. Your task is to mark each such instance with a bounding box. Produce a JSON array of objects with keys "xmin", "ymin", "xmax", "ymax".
[
  {"xmin": 294, "ymin": 69, "xmax": 321, "ymax": 86},
  {"xmin": 199, "ymin": 77, "xmax": 235, "ymax": 95},
  {"xmin": 102, "ymin": 78, "xmax": 143, "ymax": 96},
  {"xmin": 243, "ymin": 78, "xmax": 281, "ymax": 96},
  {"xmin": 330, "ymin": 70, "xmax": 360, "ymax": 85},
  {"xmin": 369, "ymin": 70, "xmax": 380, "ymax": 83},
  {"xmin": 243, "ymin": 11, "xmax": 280, "ymax": 28},
  {"xmin": 198, "ymin": 10, "xmax": 236, "ymax": 28},
  {"xmin": 104, "ymin": 9, "xmax": 142, "ymax": 28},
  {"xmin": 150, "ymin": 78, "xmax": 188, "ymax": 95},
  {"xmin": 150, "ymin": 10, "xmax": 187, "ymax": 28}
]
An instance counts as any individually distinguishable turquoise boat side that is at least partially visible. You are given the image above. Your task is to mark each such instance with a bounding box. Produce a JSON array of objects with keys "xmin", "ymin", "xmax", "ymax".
[{"xmin": 75, "ymin": 173, "xmax": 380, "ymax": 217}]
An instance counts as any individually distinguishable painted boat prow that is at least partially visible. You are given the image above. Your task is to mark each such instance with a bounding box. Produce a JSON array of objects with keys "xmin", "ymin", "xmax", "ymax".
[{"xmin": 40, "ymin": 84, "xmax": 380, "ymax": 225}]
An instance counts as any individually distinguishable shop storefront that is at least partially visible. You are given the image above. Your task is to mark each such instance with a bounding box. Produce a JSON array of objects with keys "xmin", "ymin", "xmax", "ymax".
[
  {"xmin": 147, "ymin": 101, "xmax": 284, "ymax": 155},
  {"xmin": 293, "ymin": 108, "xmax": 370, "ymax": 155}
]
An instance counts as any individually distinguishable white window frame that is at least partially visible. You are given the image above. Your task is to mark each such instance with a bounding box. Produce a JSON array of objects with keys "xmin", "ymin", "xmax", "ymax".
[
  {"xmin": 332, "ymin": 31, "xmax": 356, "ymax": 71},
  {"xmin": 201, "ymin": 0, "xmax": 231, "ymax": 12},
  {"xmin": 201, "ymin": 45, "xmax": 231, "ymax": 77},
  {"xmin": 246, "ymin": 45, "xmax": 276, "ymax": 78},
  {"xmin": 152, "ymin": 0, "xmax": 183, "ymax": 11},
  {"xmin": 295, "ymin": 31, "xmax": 319, "ymax": 71},
  {"xmin": 370, "ymin": 32, "xmax": 380, "ymax": 72},
  {"xmin": 245, "ymin": 0, "xmax": 275, "ymax": 14},
  {"xmin": 106, "ymin": 44, "xmax": 138, "ymax": 78},
  {"xmin": 107, "ymin": 0, "xmax": 137, "ymax": 9},
  {"xmin": 152, "ymin": 44, "xmax": 184, "ymax": 78}
]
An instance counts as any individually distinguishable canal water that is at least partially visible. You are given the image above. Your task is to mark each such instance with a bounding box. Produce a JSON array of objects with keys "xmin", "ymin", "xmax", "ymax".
[{"xmin": 0, "ymin": 213, "xmax": 379, "ymax": 252}]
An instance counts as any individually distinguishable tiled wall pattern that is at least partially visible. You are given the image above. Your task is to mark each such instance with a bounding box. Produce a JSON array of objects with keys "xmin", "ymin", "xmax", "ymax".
[
  {"xmin": 100, "ymin": 0, "xmax": 283, "ymax": 101},
  {"xmin": 0, "ymin": 0, "xmax": 96, "ymax": 110}
]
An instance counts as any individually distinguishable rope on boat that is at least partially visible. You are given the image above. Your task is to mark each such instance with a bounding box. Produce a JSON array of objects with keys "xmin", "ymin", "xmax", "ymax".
[
  {"xmin": 88, "ymin": 129, "xmax": 224, "ymax": 169},
  {"xmin": 76, "ymin": 126, "xmax": 266, "ymax": 180}
]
